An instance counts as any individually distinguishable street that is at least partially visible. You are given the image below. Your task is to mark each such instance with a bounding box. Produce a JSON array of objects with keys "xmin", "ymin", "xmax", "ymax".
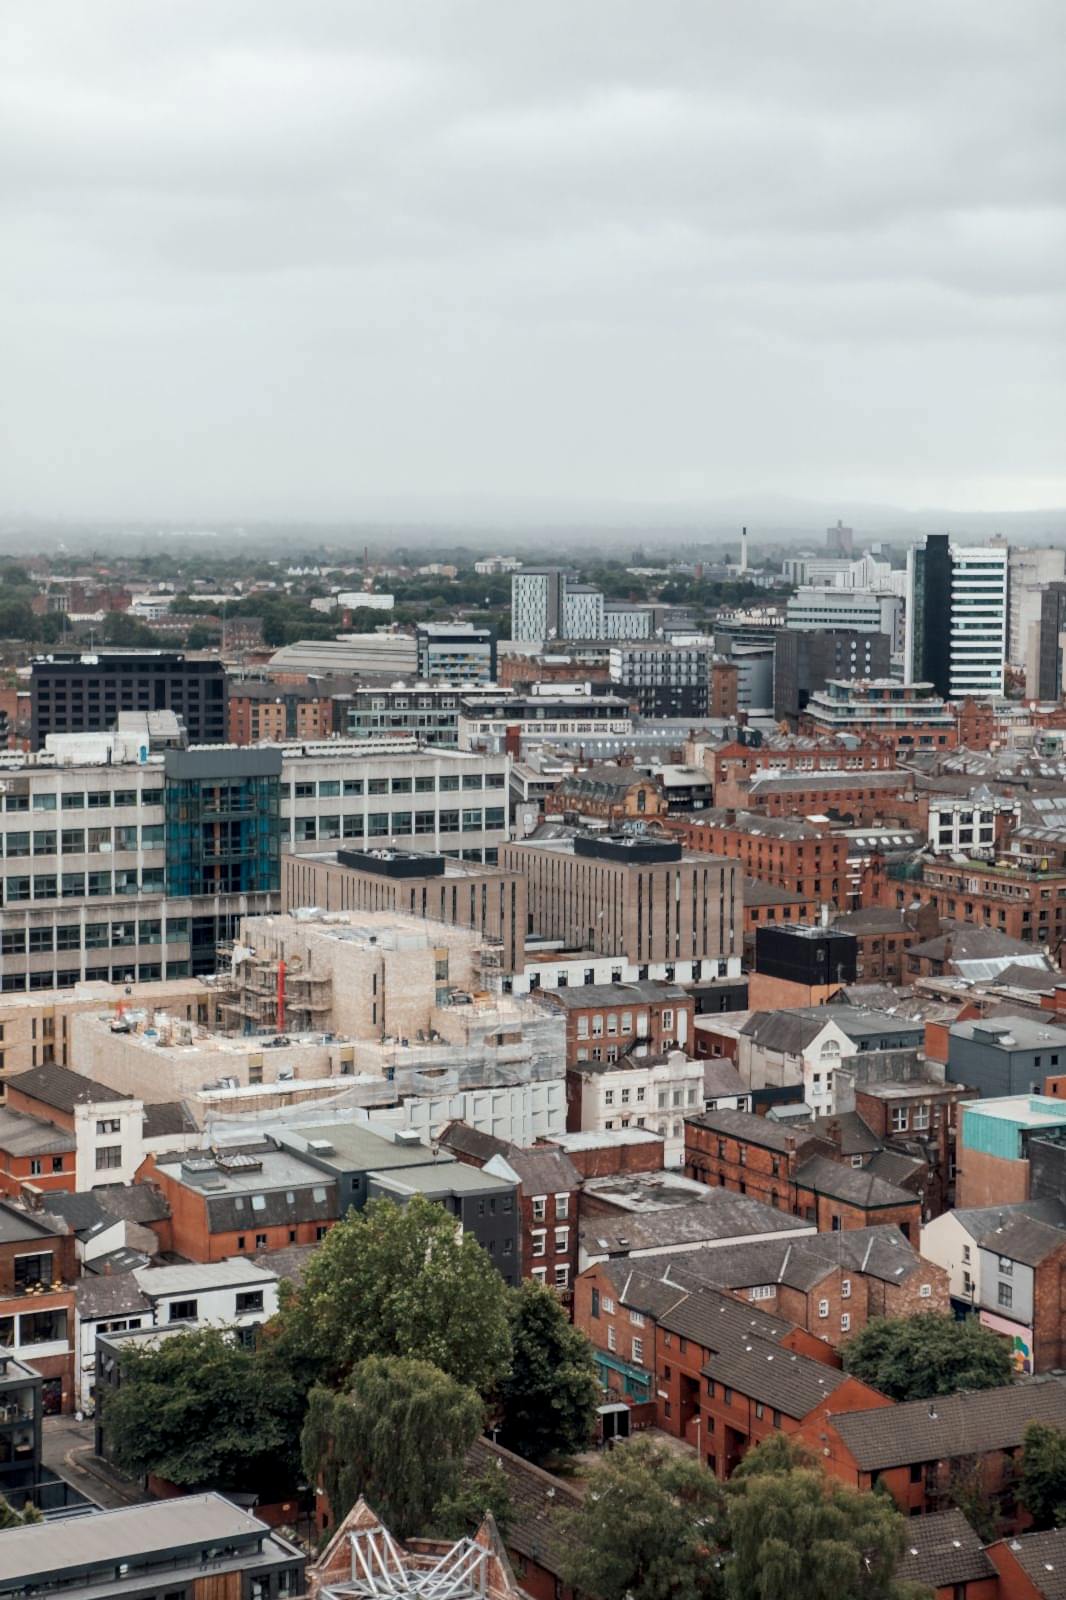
[{"xmin": 42, "ymin": 1415, "xmax": 150, "ymax": 1511}]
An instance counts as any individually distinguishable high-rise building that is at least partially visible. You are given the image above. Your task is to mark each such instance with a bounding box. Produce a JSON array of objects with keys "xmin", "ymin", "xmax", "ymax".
[
  {"xmin": 1008, "ymin": 546, "xmax": 1066, "ymax": 670},
  {"xmin": 905, "ymin": 536, "xmax": 1007, "ymax": 699},
  {"xmin": 1029, "ymin": 581, "xmax": 1066, "ymax": 700},
  {"xmin": 30, "ymin": 650, "xmax": 227, "ymax": 749},
  {"xmin": 826, "ymin": 520, "xmax": 854, "ymax": 556},
  {"xmin": 511, "ymin": 569, "xmax": 566, "ymax": 640}
]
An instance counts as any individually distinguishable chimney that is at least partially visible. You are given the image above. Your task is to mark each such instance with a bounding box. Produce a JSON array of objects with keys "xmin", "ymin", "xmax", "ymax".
[{"xmin": 739, "ymin": 526, "xmax": 750, "ymax": 575}]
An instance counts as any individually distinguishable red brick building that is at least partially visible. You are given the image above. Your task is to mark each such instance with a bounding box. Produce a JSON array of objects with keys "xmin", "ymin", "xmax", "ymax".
[
  {"xmin": 228, "ymin": 682, "xmax": 334, "ymax": 745},
  {"xmin": 745, "ymin": 768, "xmax": 916, "ymax": 825},
  {"xmin": 883, "ymin": 858, "xmax": 1066, "ymax": 949},
  {"xmin": 895, "ymin": 1510, "xmax": 1000, "ymax": 1600},
  {"xmin": 137, "ymin": 1145, "xmax": 337, "ymax": 1262},
  {"xmin": 536, "ymin": 1128, "xmax": 666, "ymax": 1180},
  {"xmin": 797, "ymin": 1378, "xmax": 1066, "ymax": 1533},
  {"xmin": 685, "ymin": 1108, "xmax": 923, "ymax": 1239},
  {"xmin": 534, "ymin": 981, "xmax": 695, "ymax": 1068},
  {"xmin": 853, "ymin": 1080, "xmax": 971, "ymax": 1218},
  {"xmin": 706, "ymin": 738, "xmax": 894, "ymax": 810},
  {"xmin": 0, "ymin": 1109, "xmax": 75, "ymax": 1199},
  {"xmin": 830, "ymin": 903, "xmax": 941, "ymax": 985},
  {"xmin": 987, "ymin": 1528, "xmax": 1066, "ymax": 1600},
  {"xmin": 0, "ymin": 1199, "xmax": 77, "ymax": 1412},
  {"xmin": 543, "ymin": 767, "xmax": 668, "ymax": 827},
  {"xmin": 665, "ymin": 810, "xmax": 849, "ymax": 908}
]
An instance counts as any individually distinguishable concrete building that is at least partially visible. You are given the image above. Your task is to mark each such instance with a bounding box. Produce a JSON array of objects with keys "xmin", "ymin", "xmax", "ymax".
[
  {"xmin": 608, "ymin": 642, "xmax": 714, "ymax": 719},
  {"xmin": 804, "ymin": 678, "xmax": 960, "ymax": 749},
  {"xmin": 905, "ymin": 537, "xmax": 1008, "ymax": 699},
  {"xmin": 1028, "ymin": 579, "xmax": 1066, "ymax": 700},
  {"xmin": 29, "ymin": 650, "xmax": 228, "ymax": 750},
  {"xmin": 281, "ymin": 847, "xmax": 526, "ymax": 973},
  {"xmin": 954, "ymin": 1094, "xmax": 1066, "ymax": 1207},
  {"xmin": 947, "ymin": 1017, "xmax": 1066, "ymax": 1099},
  {"xmin": 785, "ymin": 586, "xmax": 899, "ymax": 642},
  {"xmin": 368, "ymin": 1162, "xmax": 520, "ymax": 1285},
  {"xmin": 457, "ymin": 689, "xmax": 633, "ymax": 753},
  {"xmin": 503, "ymin": 829, "xmax": 742, "ymax": 971},
  {"xmin": 1008, "ymin": 546, "xmax": 1066, "ymax": 669},
  {"xmin": 772, "ymin": 629, "xmax": 892, "ymax": 721},
  {"xmin": 334, "ymin": 683, "xmax": 504, "ymax": 747}
]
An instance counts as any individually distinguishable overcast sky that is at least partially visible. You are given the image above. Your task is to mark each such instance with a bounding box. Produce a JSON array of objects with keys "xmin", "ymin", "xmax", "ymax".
[{"xmin": 2, "ymin": 1, "xmax": 1064, "ymax": 523}]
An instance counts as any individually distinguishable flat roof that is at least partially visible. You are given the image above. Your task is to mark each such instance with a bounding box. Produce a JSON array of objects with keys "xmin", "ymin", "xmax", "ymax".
[
  {"xmin": 370, "ymin": 1163, "xmax": 515, "ymax": 1198},
  {"xmin": 134, "ymin": 1258, "xmax": 279, "ymax": 1298},
  {"xmin": 961, "ymin": 1095, "xmax": 1066, "ymax": 1128},
  {"xmin": 545, "ymin": 1129, "xmax": 664, "ymax": 1150},
  {"xmin": 282, "ymin": 1122, "xmax": 444, "ymax": 1171},
  {"xmin": 0, "ymin": 1492, "xmax": 269, "ymax": 1586}
]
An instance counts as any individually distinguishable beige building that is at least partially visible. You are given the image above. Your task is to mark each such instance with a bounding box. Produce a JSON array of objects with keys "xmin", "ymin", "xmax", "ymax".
[
  {"xmin": 281, "ymin": 847, "xmax": 526, "ymax": 973},
  {"xmin": 501, "ymin": 831, "xmax": 740, "ymax": 969},
  {"xmin": 0, "ymin": 975, "xmax": 224, "ymax": 1098}
]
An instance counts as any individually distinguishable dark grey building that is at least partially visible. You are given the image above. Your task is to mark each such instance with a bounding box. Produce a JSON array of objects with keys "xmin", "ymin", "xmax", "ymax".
[
  {"xmin": 1034, "ymin": 581, "xmax": 1066, "ymax": 701},
  {"xmin": 946, "ymin": 1015, "xmax": 1066, "ymax": 1098},
  {"xmin": 0, "ymin": 1352, "xmax": 41, "ymax": 1501},
  {"xmin": 906, "ymin": 533, "xmax": 953, "ymax": 699},
  {"xmin": 773, "ymin": 629, "xmax": 891, "ymax": 720},
  {"xmin": 367, "ymin": 1163, "xmax": 520, "ymax": 1284},
  {"xmin": 274, "ymin": 1122, "xmax": 450, "ymax": 1215},
  {"xmin": 0, "ymin": 1488, "xmax": 304, "ymax": 1600},
  {"xmin": 608, "ymin": 642, "xmax": 713, "ymax": 718},
  {"xmin": 1030, "ymin": 1136, "xmax": 1066, "ymax": 1203},
  {"xmin": 416, "ymin": 624, "xmax": 495, "ymax": 685},
  {"xmin": 30, "ymin": 650, "xmax": 227, "ymax": 749}
]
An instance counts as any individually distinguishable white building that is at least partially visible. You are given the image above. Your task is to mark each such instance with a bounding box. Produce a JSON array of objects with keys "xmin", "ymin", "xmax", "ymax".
[
  {"xmin": 567, "ymin": 1048, "xmax": 705, "ymax": 1167},
  {"xmin": 905, "ymin": 540, "xmax": 1008, "ymax": 700},
  {"xmin": 927, "ymin": 793, "xmax": 1017, "ymax": 859},
  {"xmin": 1008, "ymin": 546, "xmax": 1066, "ymax": 669},
  {"xmin": 785, "ymin": 587, "xmax": 901, "ymax": 644}
]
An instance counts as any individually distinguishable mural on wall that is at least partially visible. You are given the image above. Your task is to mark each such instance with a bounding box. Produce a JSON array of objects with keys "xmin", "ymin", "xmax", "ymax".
[{"xmin": 979, "ymin": 1309, "xmax": 1033, "ymax": 1375}]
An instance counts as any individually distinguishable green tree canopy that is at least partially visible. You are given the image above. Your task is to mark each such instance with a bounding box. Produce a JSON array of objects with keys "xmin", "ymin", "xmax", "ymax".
[
  {"xmin": 842, "ymin": 1314, "xmax": 1013, "ymax": 1401},
  {"xmin": 558, "ymin": 1435, "xmax": 728, "ymax": 1600},
  {"xmin": 430, "ymin": 1463, "xmax": 514, "ymax": 1543},
  {"xmin": 1020, "ymin": 1422, "xmax": 1066, "ymax": 1530},
  {"xmin": 727, "ymin": 1436, "xmax": 932, "ymax": 1600},
  {"xmin": 301, "ymin": 1355, "xmax": 484, "ymax": 1539},
  {"xmin": 100, "ymin": 1327, "xmax": 299, "ymax": 1493},
  {"xmin": 0, "ymin": 1496, "xmax": 42, "ymax": 1527},
  {"xmin": 497, "ymin": 1280, "xmax": 599, "ymax": 1465},
  {"xmin": 270, "ymin": 1194, "xmax": 512, "ymax": 1394}
]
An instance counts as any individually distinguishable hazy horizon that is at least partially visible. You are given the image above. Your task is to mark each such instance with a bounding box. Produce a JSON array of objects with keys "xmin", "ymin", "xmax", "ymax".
[{"xmin": 3, "ymin": 2, "xmax": 1063, "ymax": 522}]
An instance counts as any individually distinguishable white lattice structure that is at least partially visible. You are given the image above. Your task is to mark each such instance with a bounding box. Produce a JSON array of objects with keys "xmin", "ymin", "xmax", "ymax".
[{"xmin": 309, "ymin": 1497, "xmax": 522, "ymax": 1600}]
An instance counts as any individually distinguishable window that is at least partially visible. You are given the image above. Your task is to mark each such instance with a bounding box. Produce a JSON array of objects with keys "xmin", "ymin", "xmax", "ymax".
[
  {"xmin": 631, "ymin": 1337, "xmax": 644, "ymax": 1365},
  {"xmin": 602, "ymin": 1295, "xmax": 615, "ymax": 1314},
  {"xmin": 531, "ymin": 1267, "xmax": 547, "ymax": 1284},
  {"xmin": 919, "ymin": 1284, "xmax": 932, "ymax": 1298},
  {"xmin": 555, "ymin": 1193, "xmax": 569, "ymax": 1219},
  {"xmin": 255, "ymin": 1233, "xmax": 268, "ymax": 1248},
  {"xmin": 531, "ymin": 1195, "xmax": 547, "ymax": 1221},
  {"xmin": 841, "ymin": 1313, "xmax": 851, "ymax": 1332},
  {"xmin": 236, "ymin": 1290, "xmax": 264, "ymax": 1314},
  {"xmin": 607, "ymin": 1325, "xmax": 617, "ymax": 1351},
  {"xmin": 997, "ymin": 1256, "xmax": 1013, "ymax": 1277},
  {"xmin": 531, "ymin": 1231, "xmax": 546, "ymax": 1257},
  {"xmin": 998, "ymin": 1282, "xmax": 1013, "ymax": 1309},
  {"xmin": 962, "ymin": 1244, "xmax": 971, "ymax": 1264},
  {"xmin": 96, "ymin": 1118, "xmax": 121, "ymax": 1135},
  {"xmin": 168, "ymin": 1299, "xmax": 198, "ymax": 1322},
  {"xmin": 818, "ymin": 1298, "xmax": 829, "ymax": 1319},
  {"xmin": 891, "ymin": 1108, "xmax": 908, "ymax": 1132},
  {"xmin": 749, "ymin": 1285, "xmax": 775, "ymax": 1301},
  {"xmin": 629, "ymin": 1310, "xmax": 645, "ymax": 1328},
  {"xmin": 841, "ymin": 1279, "xmax": 851, "ymax": 1299},
  {"xmin": 554, "ymin": 1264, "xmax": 570, "ymax": 1288},
  {"xmin": 14, "ymin": 1253, "xmax": 53, "ymax": 1288},
  {"xmin": 755, "ymin": 1402, "xmax": 764, "ymax": 1420},
  {"xmin": 96, "ymin": 1146, "xmax": 122, "ymax": 1171},
  {"xmin": 555, "ymin": 1228, "xmax": 569, "ymax": 1252}
]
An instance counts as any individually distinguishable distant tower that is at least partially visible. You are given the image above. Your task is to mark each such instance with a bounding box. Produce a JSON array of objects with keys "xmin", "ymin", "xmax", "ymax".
[{"xmin": 739, "ymin": 526, "xmax": 750, "ymax": 574}]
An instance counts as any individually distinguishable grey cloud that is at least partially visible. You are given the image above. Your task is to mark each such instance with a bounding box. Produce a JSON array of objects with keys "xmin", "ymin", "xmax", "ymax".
[{"xmin": 0, "ymin": 0, "xmax": 1063, "ymax": 521}]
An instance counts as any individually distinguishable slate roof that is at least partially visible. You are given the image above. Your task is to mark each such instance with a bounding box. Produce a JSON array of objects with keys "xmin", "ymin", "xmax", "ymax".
[
  {"xmin": 742, "ymin": 878, "xmax": 810, "ymax": 907},
  {"xmin": 804, "ymin": 1112, "xmax": 882, "ymax": 1156},
  {"xmin": 493, "ymin": 1146, "xmax": 580, "ymax": 1196},
  {"xmin": 1002, "ymin": 1527, "xmax": 1066, "ymax": 1600},
  {"xmin": 738, "ymin": 1012, "xmax": 830, "ymax": 1055},
  {"xmin": 831, "ymin": 1376, "xmax": 1066, "ymax": 1470},
  {"xmin": 95, "ymin": 1185, "xmax": 171, "ymax": 1225},
  {"xmin": 798, "ymin": 1226, "xmax": 930, "ymax": 1284},
  {"xmin": 703, "ymin": 1334, "xmax": 852, "ymax": 1418},
  {"xmin": 142, "ymin": 1101, "xmax": 199, "ymax": 1141},
  {"xmin": 911, "ymin": 926, "xmax": 1043, "ymax": 962},
  {"xmin": 540, "ymin": 980, "xmax": 687, "ymax": 1010},
  {"xmin": 466, "ymin": 1437, "xmax": 582, "ymax": 1577},
  {"xmin": 702, "ymin": 1060, "xmax": 747, "ymax": 1099},
  {"xmin": 686, "ymin": 1106, "xmax": 822, "ymax": 1154},
  {"xmin": 794, "ymin": 1152, "xmax": 916, "ymax": 1210},
  {"xmin": 437, "ymin": 1122, "xmax": 510, "ymax": 1163},
  {"xmin": 976, "ymin": 1209, "xmax": 1066, "ymax": 1267},
  {"xmin": 658, "ymin": 1285, "xmax": 795, "ymax": 1351},
  {"xmin": 581, "ymin": 1190, "xmax": 810, "ymax": 1257},
  {"xmin": 74, "ymin": 1274, "xmax": 151, "ymax": 1321},
  {"xmin": 253, "ymin": 1244, "xmax": 316, "ymax": 1289},
  {"xmin": 37, "ymin": 1190, "xmax": 113, "ymax": 1241},
  {"xmin": 8, "ymin": 1063, "xmax": 129, "ymax": 1111},
  {"xmin": 865, "ymin": 1149, "xmax": 927, "ymax": 1190},
  {"xmin": 896, "ymin": 1510, "xmax": 997, "ymax": 1592},
  {"xmin": 950, "ymin": 1199, "xmax": 1066, "ymax": 1241}
]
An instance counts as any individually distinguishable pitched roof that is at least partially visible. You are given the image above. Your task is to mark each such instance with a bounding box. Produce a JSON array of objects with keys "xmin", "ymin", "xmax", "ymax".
[
  {"xmin": 74, "ymin": 1273, "xmax": 151, "ymax": 1321},
  {"xmin": 896, "ymin": 1510, "xmax": 997, "ymax": 1592},
  {"xmin": 437, "ymin": 1122, "xmax": 510, "ymax": 1163},
  {"xmin": 671, "ymin": 1237, "xmax": 836, "ymax": 1294},
  {"xmin": 999, "ymin": 1527, "xmax": 1066, "ymax": 1600},
  {"xmin": 8, "ymin": 1063, "xmax": 129, "ymax": 1111},
  {"xmin": 805, "ymin": 1112, "xmax": 882, "ymax": 1156},
  {"xmin": 831, "ymin": 1376, "xmax": 1066, "ymax": 1470},
  {"xmin": 702, "ymin": 1060, "xmax": 747, "ymax": 1099},
  {"xmin": 581, "ymin": 1191, "xmax": 811, "ymax": 1257},
  {"xmin": 738, "ymin": 1011, "xmax": 831, "ymax": 1054},
  {"xmin": 490, "ymin": 1147, "xmax": 580, "ymax": 1196},
  {"xmin": 94, "ymin": 1184, "xmax": 171, "ymax": 1225},
  {"xmin": 466, "ymin": 1438, "xmax": 582, "ymax": 1577},
  {"xmin": 794, "ymin": 1152, "xmax": 916, "ymax": 1210},
  {"xmin": 37, "ymin": 1190, "xmax": 113, "ymax": 1241},
  {"xmin": 0, "ymin": 1108, "xmax": 74, "ymax": 1158},
  {"xmin": 798, "ymin": 1226, "xmax": 929, "ymax": 1284},
  {"xmin": 686, "ymin": 1106, "xmax": 822, "ymax": 1155},
  {"xmin": 865, "ymin": 1149, "xmax": 927, "ymax": 1190},
  {"xmin": 703, "ymin": 1333, "xmax": 852, "ymax": 1418},
  {"xmin": 658, "ymin": 1283, "xmax": 795, "ymax": 1351},
  {"xmin": 975, "ymin": 1209, "xmax": 1066, "ymax": 1267},
  {"xmin": 252, "ymin": 1244, "xmax": 316, "ymax": 1289}
]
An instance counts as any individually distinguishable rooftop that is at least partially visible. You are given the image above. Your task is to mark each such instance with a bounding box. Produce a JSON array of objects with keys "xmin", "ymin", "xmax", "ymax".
[
  {"xmin": 581, "ymin": 1188, "xmax": 812, "ymax": 1257},
  {"xmin": 7, "ymin": 1062, "xmax": 130, "ymax": 1112},
  {"xmin": 1000, "ymin": 1527, "xmax": 1066, "ymax": 1600},
  {"xmin": 371, "ymin": 1163, "xmax": 516, "ymax": 1199},
  {"xmin": 896, "ymin": 1510, "xmax": 997, "ymax": 1593},
  {"xmin": 960, "ymin": 1094, "xmax": 1066, "ymax": 1128},
  {"xmin": 831, "ymin": 1376, "xmax": 1066, "ymax": 1470},
  {"xmin": 703, "ymin": 1333, "xmax": 853, "ymax": 1418},
  {"xmin": 951, "ymin": 1016, "xmax": 1066, "ymax": 1051},
  {"xmin": 280, "ymin": 1122, "xmax": 444, "ymax": 1172},
  {"xmin": 582, "ymin": 1170, "xmax": 713, "ymax": 1214}
]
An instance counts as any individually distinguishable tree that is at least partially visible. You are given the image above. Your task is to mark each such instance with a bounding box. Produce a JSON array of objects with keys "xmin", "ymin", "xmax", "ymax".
[
  {"xmin": 0, "ymin": 1496, "xmax": 42, "ymax": 1527},
  {"xmin": 270, "ymin": 1194, "xmax": 511, "ymax": 1395},
  {"xmin": 497, "ymin": 1280, "xmax": 599, "ymax": 1464},
  {"xmin": 431, "ymin": 1463, "xmax": 514, "ymax": 1542},
  {"xmin": 101, "ymin": 1327, "xmax": 299, "ymax": 1493},
  {"xmin": 301, "ymin": 1355, "xmax": 483, "ymax": 1539},
  {"xmin": 727, "ymin": 1436, "xmax": 931, "ymax": 1600},
  {"xmin": 842, "ymin": 1315, "xmax": 1013, "ymax": 1402},
  {"xmin": 1020, "ymin": 1422, "xmax": 1066, "ymax": 1530},
  {"xmin": 102, "ymin": 611, "xmax": 162, "ymax": 647},
  {"xmin": 558, "ymin": 1435, "xmax": 728, "ymax": 1600}
]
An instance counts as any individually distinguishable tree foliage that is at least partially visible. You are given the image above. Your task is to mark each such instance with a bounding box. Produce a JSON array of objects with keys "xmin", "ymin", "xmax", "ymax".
[
  {"xmin": 842, "ymin": 1314, "xmax": 1013, "ymax": 1402},
  {"xmin": 1020, "ymin": 1422, "xmax": 1066, "ymax": 1530},
  {"xmin": 431, "ymin": 1463, "xmax": 514, "ymax": 1542},
  {"xmin": 0, "ymin": 1496, "xmax": 42, "ymax": 1527},
  {"xmin": 301, "ymin": 1355, "xmax": 484, "ymax": 1539},
  {"xmin": 497, "ymin": 1281, "xmax": 599, "ymax": 1464},
  {"xmin": 271, "ymin": 1194, "xmax": 512, "ymax": 1394},
  {"xmin": 558, "ymin": 1436, "xmax": 729, "ymax": 1600},
  {"xmin": 101, "ymin": 1327, "xmax": 298, "ymax": 1492},
  {"xmin": 728, "ymin": 1436, "xmax": 932, "ymax": 1600}
]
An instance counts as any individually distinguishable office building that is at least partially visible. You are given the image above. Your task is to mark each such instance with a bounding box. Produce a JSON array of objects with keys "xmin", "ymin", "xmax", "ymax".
[
  {"xmin": 1029, "ymin": 580, "xmax": 1066, "ymax": 700},
  {"xmin": 1008, "ymin": 545, "xmax": 1066, "ymax": 669},
  {"xmin": 785, "ymin": 587, "xmax": 900, "ymax": 641},
  {"xmin": 510, "ymin": 568, "xmax": 660, "ymax": 643},
  {"xmin": 827, "ymin": 519, "xmax": 854, "ymax": 556},
  {"xmin": 501, "ymin": 829, "xmax": 742, "ymax": 970},
  {"xmin": 804, "ymin": 678, "xmax": 959, "ymax": 749},
  {"xmin": 415, "ymin": 623, "xmax": 495, "ymax": 684},
  {"xmin": 772, "ymin": 630, "xmax": 891, "ymax": 720},
  {"xmin": 30, "ymin": 650, "xmax": 227, "ymax": 750},
  {"xmin": 905, "ymin": 536, "xmax": 1008, "ymax": 698},
  {"xmin": 457, "ymin": 689, "xmax": 633, "ymax": 752},
  {"xmin": 335, "ymin": 683, "xmax": 504, "ymax": 747},
  {"xmin": 0, "ymin": 740, "xmax": 508, "ymax": 992}
]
